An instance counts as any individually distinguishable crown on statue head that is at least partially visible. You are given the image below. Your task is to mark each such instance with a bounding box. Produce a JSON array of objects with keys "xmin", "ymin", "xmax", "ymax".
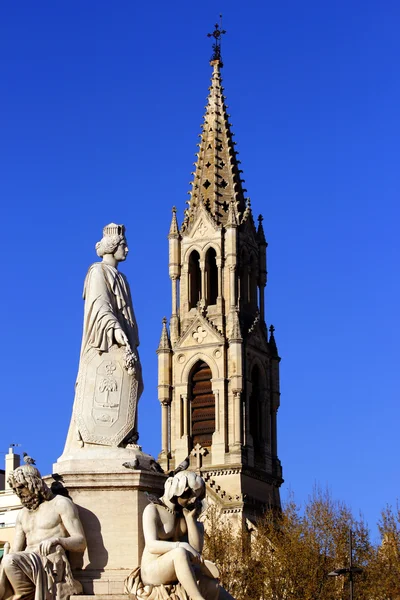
[{"xmin": 103, "ymin": 223, "xmax": 126, "ymax": 238}]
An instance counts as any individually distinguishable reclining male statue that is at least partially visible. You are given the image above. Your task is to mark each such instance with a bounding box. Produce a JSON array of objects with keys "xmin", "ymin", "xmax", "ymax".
[
  {"xmin": 125, "ymin": 470, "xmax": 235, "ymax": 600},
  {"xmin": 0, "ymin": 461, "xmax": 86, "ymax": 600}
]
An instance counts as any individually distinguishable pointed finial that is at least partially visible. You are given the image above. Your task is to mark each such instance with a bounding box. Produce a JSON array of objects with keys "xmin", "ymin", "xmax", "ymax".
[
  {"xmin": 226, "ymin": 199, "xmax": 238, "ymax": 228},
  {"xmin": 168, "ymin": 206, "xmax": 179, "ymax": 238},
  {"xmin": 207, "ymin": 15, "xmax": 226, "ymax": 65},
  {"xmin": 257, "ymin": 213, "xmax": 266, "ymax": 244},
  {"xmin": 241, "ymin": 197, "xmax": 253, "ymax": 223},
  {"xmin": 231, "ymin": 308, "xmax": 242, "ymax": 341},
  {"xmin": 157, "ymin": 317, "xmax": 171, "ymax": 352},
  {"xmin": 269, "ymin": 324, "xmax": 278, "ymax": 356}
]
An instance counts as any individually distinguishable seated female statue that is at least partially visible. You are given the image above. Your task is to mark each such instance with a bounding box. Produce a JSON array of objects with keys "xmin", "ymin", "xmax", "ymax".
[{"xmin": 125, "ymin": 470, "xmax": 234, "ymax": 600}]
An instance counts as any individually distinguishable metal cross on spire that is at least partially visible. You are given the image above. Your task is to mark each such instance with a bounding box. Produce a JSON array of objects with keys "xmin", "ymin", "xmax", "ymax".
[{"xmin": 207, "ymin": 15, "xmax": 226, "ymax": 63}]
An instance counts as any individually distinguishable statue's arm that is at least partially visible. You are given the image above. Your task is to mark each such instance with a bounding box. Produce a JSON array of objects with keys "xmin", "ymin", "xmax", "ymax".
[
  {"xmin": 12, "ymin": 513, "xmax": 26, "ymax": 552},
  {"xmin": 182, "ymin": 508, "xmax": 204, "ymax": 553},
  {"xmin": 143, "ymin": 505, "xmax": 201, "ymax": 561},
  {"xmin": 55, "ymin": 496, "xmax": 86, "ymax": 553}
]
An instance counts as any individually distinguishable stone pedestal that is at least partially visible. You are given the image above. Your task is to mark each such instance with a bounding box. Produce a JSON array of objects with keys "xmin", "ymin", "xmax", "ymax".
[{"xmin": 53, "ymin": 449, "xmax": 165, "ymax": 596}]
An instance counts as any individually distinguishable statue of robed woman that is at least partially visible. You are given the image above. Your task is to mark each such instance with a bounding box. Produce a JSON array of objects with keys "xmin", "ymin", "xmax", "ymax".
[{"xmin": 62, "ymin": 223, "xmax": 143, "ymax": 455}]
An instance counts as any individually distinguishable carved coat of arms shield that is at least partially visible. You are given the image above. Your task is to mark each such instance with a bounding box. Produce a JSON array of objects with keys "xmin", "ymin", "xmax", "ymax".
[{"xmin": 74, "ymin": 345, "xmax": 138, "ymax": 446}]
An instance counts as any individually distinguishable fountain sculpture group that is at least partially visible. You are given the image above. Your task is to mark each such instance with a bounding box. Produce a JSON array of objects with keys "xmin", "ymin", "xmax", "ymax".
[{"xmin": 0, "ymin": 225, "xmax": 235, "ymax": 600}]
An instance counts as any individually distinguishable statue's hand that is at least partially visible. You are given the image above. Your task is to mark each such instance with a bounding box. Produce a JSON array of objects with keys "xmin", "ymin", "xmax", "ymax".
[
  {"xmin": 179, "ymin": 542, "xmax": 203, "ymax": 565},
  {"xmin": 114, "ymin": 329, "xmax": 128, "ymax": 346},
  {"xmin": 39, "ymin": 537, "xmax": 61, "ymax": 556},
  {"xmin": 183, "ymin": 506, "xmax": 198, "ymax": 520}
]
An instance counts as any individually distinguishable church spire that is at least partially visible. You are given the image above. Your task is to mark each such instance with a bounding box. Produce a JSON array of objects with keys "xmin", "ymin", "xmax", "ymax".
[
  {"xmin": 158, "ymin": 23, "xmax": 283, "ymax": 517},
  {"xmin": 184, "ymin": 22, "xmax": 247, "ymax": 228}
]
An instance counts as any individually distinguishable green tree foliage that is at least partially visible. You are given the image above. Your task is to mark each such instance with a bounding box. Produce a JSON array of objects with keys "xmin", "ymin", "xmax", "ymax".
[{"xmin": 202, "ymin": 489, "xmax": 400, "ymax": 600}]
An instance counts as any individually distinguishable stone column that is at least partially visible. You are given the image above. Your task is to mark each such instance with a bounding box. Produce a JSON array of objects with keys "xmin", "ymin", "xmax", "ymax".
[
  {"xmin": 233, "ymin": 390, "xmax": 242, "ymax": 445},
  {"xmin": 171, "ymin": 276, "xmax": 178, "ymax": 315},
  {"xmin": 216, "ymin": 260, "xmax": 222, "ymax": 296},
  {"xmin": 244, "ymin": 388, "xmax": 255, "ymax": 467},
  {"xmin": 200, "ymin": 260, "xmax": 206, "ymax": 302},
  {"xmin": 161, "ymin": 401, "xmax": 170, "ymax": 455},
  {"xmin": 230, "ymin": 265, "xmax": 236, "ymax": 307},
  {"xmin": 181, "ymin": 265, "xmax": 189, "ymax": 314},
  {"xmin": 216, "ymin": 258, "xmax": 223, "ymax": 310},
  {"xmin": 170, "ymin": 277, "xmax": 179, "ymax": 344},
  {"xmin": 214, "ymin": 389, "xmax": 220, "ymax": 432},
  {"xmin": 182, "ymin": 394, "xmax": 188, "ymax": 437},
  {"xmin": 157, "ymin": 319, "xmax": 171, "ymax": 457},
  {"xmin": 211, "ymin": 378, "xmax": 226, "ymax": 464},
  {"xmin": 173, "ymin": 384, "xmax": 191, "ymax": 464},
  {"xmin": 242, "ymin": 394, "xmax": 247, "ymax": 446}
]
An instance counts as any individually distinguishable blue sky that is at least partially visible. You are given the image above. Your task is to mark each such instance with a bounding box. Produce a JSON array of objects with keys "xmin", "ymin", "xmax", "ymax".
[{"xmin": 1, "ymin": 1, "xmax": 399, "ymax": 541}]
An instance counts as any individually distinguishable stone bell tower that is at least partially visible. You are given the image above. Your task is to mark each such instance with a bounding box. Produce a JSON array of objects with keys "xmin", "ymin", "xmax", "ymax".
[{"xmin": 158, "ymin": 24, "xmax": 283, "ymax": 519}]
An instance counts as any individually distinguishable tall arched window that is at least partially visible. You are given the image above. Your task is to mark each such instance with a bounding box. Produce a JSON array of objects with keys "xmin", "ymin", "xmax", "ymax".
[
  {"xmin": 205, "ymin": 247, "xmax": 218, "ymax": 306},
  {"xmin": 249, "ymin": 365, "xmax": 262, "ymax": 450},
  {"xmin": 188, "ymin": 250, "xmax": 201, "ymax": 309},
  {"xmin": 190, "ymin": 361, "xmax": 215, "ymax": 448}
]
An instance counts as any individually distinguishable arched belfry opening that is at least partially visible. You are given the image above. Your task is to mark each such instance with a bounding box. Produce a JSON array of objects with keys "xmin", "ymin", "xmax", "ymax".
[
  {"xmin": 249, "ymin": 364, "xmax": 263, "ymax": 451},
  {"xmin": 189, "ymin": 360, "xmax": 215, "ymax": 448},
  {"xmin": 205, "ymin": 247, "xmax": 218, "ymax": 306},
  {"xmin": 188, "ymin": 250, "xmax": 201, "ymax": 309}
]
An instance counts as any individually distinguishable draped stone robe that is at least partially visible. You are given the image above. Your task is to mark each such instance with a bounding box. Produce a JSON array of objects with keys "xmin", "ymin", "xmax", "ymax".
[
  {"xmin": 62, "ymin": 261, "xmax": 143, "ymax": 454},
  {"xmin": 0, "ymin": 547, "xmax": 82, "ymax": 600},
  {"xmin": 80, "ymin": 262, "xmax": 140, "ymax": 359}
]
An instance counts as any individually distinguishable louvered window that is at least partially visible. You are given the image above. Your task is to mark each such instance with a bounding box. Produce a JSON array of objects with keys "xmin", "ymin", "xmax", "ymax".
[{"xmin": 190, "ymin": 361, "xmax": 215, "ymax": 448}]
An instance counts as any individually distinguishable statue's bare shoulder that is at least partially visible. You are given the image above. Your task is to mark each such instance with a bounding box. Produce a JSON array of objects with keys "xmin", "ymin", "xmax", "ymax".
[
  {"xmin": 143, "ymin": 502, "xmax": 159, "ymax": 516},
  {"xmin": 142, "ymin": 502, "xmax": 160, "ymax": 527},
  {"xmin": 15, "ymin": 505, "xmax": 29, "ymax": 524},
  {"xmin": 52, "ymin": 494, "xmax": 79, "ymax": 515}
]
